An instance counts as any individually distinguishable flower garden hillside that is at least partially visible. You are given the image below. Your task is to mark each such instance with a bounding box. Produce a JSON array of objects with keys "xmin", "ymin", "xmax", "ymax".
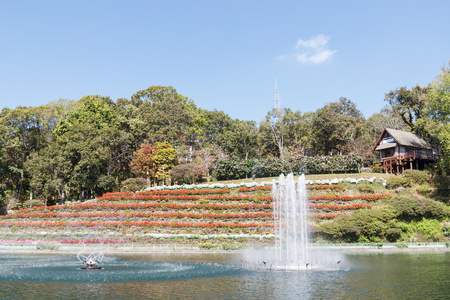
[{"xmin": 3, "ymin": 175, "xmax": 447, "ymax": 249}]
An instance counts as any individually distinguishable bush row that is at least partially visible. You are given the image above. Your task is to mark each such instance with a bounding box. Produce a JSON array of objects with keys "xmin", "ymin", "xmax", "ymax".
[{"xmin": 213, "ymin": 154, "xmax": 362, "ymax": 180}]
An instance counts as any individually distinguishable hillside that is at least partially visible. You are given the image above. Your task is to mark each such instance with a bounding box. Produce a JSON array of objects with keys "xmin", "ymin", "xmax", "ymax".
[{"xmin": 0, "ymin": 173, "xmax": 448, "ymax": 249}]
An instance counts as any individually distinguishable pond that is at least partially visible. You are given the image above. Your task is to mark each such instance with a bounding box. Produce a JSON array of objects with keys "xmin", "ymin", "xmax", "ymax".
[{"xmin": 0, "ymin": 251, "xmax": 448, "ymax": 299}]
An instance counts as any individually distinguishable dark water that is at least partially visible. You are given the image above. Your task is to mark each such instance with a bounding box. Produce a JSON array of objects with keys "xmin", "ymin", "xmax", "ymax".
[{"xmin": 0, "ymin": 252, "xmax": 448, "ymax": 299}]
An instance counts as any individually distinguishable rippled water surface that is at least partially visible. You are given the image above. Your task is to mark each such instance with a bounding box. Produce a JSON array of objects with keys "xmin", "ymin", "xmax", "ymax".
[{"xmin": 0, "ymin": 252, "xmax": 448, "ymax": 299}]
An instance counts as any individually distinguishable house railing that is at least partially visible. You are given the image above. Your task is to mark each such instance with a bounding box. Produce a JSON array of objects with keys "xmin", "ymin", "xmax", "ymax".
[
  {"xmin": 380, "ymin": 151, "xmax": 435, "ymax": 161},
  {"xmin": 373, "ymin": 151, "xmax": 437, "ymax": 167}
]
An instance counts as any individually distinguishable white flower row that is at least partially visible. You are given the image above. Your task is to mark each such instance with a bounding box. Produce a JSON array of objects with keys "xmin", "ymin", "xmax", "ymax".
[
  {"xmin": 308, "ymin": 177, "xmax": 386, "ymax": 186},
  {"xmin": 145, "ymin": 177, "xmax": 386, "ymax": 191},
  {"xmin": 140, "ymin": 233, "xmax": 274, "ymax": 240},
  {"xmin": 2, "ymin": 232, "xmax": 274, "ymax": 240}
]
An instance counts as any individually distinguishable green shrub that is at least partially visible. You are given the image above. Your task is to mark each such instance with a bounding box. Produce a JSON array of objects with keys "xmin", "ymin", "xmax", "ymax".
[
  {"xmin": 120, "ymin": 178, "xmax": 148, "ymax": 192},
  {"xmin": 198, "ymin": 242, "xmax": 216, "ymax": 249},
  {"xmin": 443, "ymin": 225, "xmax": 449, "ymax": 237},
  {"xmin": 371, "ymin": 164, "xmax": 382, "ymax": 173},
  {"xmin": 403, "ymin": 170, "xmax": 431, "ymax": 186},
  {"xmin": 23, "ymin": 199, "xmax": 45, "ymax": 208},
  {"xmin": 95, "ymin": 175, "xmax": 117, "ymax": 195},
  {"xmin": 36, "ymin": 242, "xmax": 60, "ymax": 251},
  {"xmin": 433, "ymin": 174, "xmax": 450, "ymax": 189},
  {"xmin": 395, "ymin": 241, "xmax": 409, "ymax": 248},
  {"xmin": 221, "ymin": 243, "xmax": 237, "ymax": 250},
  {"xmin": 433, "ymin": 174, "xmax": 450, "ymax": 198},
  {"xmin": 316, "ymin": 208, "xmax": 398, "ymax": 243},
  {"xmin": 415, "ymin": 218, "xmax": 443, "ymax": 241},
  {"xmin": 415, "ymin": 183, "xmax": 433, "ymax": 196},
  {"xmin": 356, "ymin": 183, "xmax": 375, "ymax": 194},
  {"xmin": 386, "ymin": 176, "xmax": 408, "ymax": 189},
  {"xmin": 388, "ymin": 195, "xmax": 450, "ymax": 221}
]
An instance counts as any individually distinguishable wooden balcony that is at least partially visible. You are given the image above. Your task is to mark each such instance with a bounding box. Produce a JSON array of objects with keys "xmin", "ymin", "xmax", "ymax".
[{"xmin": 373, "ymin": 151, "xmax": 437, "ymax": 174}]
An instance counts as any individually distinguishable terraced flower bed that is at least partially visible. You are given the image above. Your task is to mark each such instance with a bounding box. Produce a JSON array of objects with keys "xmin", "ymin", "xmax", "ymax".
[{"xmin": 0, "ymin": 182, "xmax": 392, "ymax": 247}]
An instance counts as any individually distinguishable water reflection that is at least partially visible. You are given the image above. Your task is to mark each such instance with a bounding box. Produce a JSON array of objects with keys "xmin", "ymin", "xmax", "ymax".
[{"xmin": 0, "ymin": 252, "xmax": 448, "ymax": 299}]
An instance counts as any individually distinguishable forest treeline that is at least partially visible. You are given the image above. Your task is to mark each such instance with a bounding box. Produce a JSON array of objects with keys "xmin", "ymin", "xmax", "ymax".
[{"xmin": 1, "ymin": 63, "xmax": 449, "ymax": 207}]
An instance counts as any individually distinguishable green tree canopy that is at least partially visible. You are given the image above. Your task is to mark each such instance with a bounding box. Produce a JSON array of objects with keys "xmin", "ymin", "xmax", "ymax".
[
  {"xmin": 55, "ymin": 95, "xmax": 119, "ymax": 136},
  {"xmin": 311, "ymin": 98, "xmax": 365, "ymax": 156}
]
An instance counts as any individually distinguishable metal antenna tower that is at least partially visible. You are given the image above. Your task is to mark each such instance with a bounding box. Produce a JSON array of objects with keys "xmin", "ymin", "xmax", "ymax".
[
  {"xmin": 274, "ymin": 79, "xmax": 281, "ymax": 110},
  {"xmin": 273, "ymin": 80, "xmax": 283, "ymax": 124}
]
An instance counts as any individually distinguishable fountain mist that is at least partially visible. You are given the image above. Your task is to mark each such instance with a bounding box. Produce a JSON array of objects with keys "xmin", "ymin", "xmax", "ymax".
[
  {"xmin": 241, "ymin": 173, "xmax": 345, "ymax": 271},
  {"xmin": 273, "ymin": 173, "xmax": 309, "ymax": 269}
]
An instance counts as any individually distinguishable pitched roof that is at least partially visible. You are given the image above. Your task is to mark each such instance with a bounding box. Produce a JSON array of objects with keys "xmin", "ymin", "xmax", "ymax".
[
  {"xmin": 375, "ymin": 142, "xmax": 397, "ymax": 151},
  {"xmin": 385, "ymin": 128, "xmax": 432, "ymax": 149},
  {"xmin": 373, "ymin": 128, "xmax": 432, "ymax": 151}
]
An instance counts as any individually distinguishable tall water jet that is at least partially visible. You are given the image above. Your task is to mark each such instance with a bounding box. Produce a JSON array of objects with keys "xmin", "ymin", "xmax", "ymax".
[
  {"xmin": 273, "ymin": 173, "xmax": 309, "ymax": 269},
  {"xmin": 241, "ymin": 173, "xmax": 344, "ymax": 271}
]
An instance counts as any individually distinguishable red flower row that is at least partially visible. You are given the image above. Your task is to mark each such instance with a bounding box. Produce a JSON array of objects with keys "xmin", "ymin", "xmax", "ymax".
[
  {"xmin": 97, "ymin": 193, "xmax": 391, "ymax": 202},
  {"xmin": 309, "ymin": 194, "xmax": 392, "ymax": 201},
  {"xmin": 6, "ymin": 202, "xmax": 274, "ymax": 214},
  {"xmin": 101, "ymin": 189, "xmax": 231, "ymax": 199},
  {"xmin": 0, "ymin": 220, "xmax": 273, "ymax": 229},
  {"xmin": 8, "ymin": 211, "xmax": 274, "ymax": 219},
  {"xmin": 238, "ymin": 186, "xmax": 272, "ymax": 192},
  {"xmin": 97, "ymin": 194, "xmax": 271, "ymax": 202},
  {"xmin": 309, "ymin": 203, "xmax": 372, "ymax": 210},
  {"xmin": 4, "ymin": 204, "xmax": 370, "ymax": 222}
]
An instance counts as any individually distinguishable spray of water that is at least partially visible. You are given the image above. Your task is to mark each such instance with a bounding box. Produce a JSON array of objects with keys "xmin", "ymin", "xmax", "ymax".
[
  {"xmin": 273, "ymin": 173, "xmax": 309, "ymax": 269},
  {"xmin": 241, "ymin": 173, "xmax": 345, "ymax": 271}
]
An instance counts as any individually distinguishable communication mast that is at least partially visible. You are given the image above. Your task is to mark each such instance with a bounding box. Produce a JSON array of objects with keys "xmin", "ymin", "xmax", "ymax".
[
  {"xmin": 274, "ymin": 79, "xmax": 281, "ymax": 111},
  {"xmin": 273, "ymin": 80, "xmax": 283, "ymax": 123}
]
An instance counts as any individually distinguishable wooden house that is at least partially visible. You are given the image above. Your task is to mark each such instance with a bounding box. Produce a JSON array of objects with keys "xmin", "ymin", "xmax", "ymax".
[{"xmin": 373, "ymin": 128, "xmax": 437, "ymax": 174}]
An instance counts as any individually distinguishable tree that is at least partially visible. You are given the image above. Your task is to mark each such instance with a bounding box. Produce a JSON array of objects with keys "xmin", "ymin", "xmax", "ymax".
[
  {"xmin": 367, "ymin": 106, "xmax": 408, "ymax": 135},
  {"xmin": 55, "ymin": 95, "xmax": 119, "ymax": 137},
  {"xmin": 169, "ymin": 163, "xmax": 204, "ymax": 185},
  {"xmin": 418, "ymin": 62, "xmax": 450, "ymax": 173},
  {"xmin": 195, "ymin": 144, "xmax": 227, "ymax": 181},
  {"xmin": 131, "ymin": 86, "xmax": 178, "ymax": 106},
  {"xmin": 0, "ymin": 104, "xmax": 65, "ymax": 199},
  {"xmin": 128, "ymin": 86, "xmax": 198, "ymax": 147},
  {"xmin": 259, "ymin": 107, "xmax": 286, "ymax": 160},
  {"xmin": 259, "ymin": 108, "xmax": 313, "ymax": 160},
  {"xmin": 283, "ymin": 110, "xmax": 313, "ymax": 157},
  {"xmin": 311, "ymin": 98, "xmax": 365, "ymax": 156},
  {"xmin": 196, "ymin": 109, "xmax": 234, "ymax": 149},
  {"xmin": 385, "ymin": 85, "xmax": 429, "ymax": 135},
  {"xmin": 221, "ymin": 120, "xmax": 259, "ymax": 160},
  {"xmin": 129, "ymin": 143, "xmax": 158, "ymax": 186},
  {"xmin": 153, "ymin": 142, "xmax": 178, "ymax": 185}
]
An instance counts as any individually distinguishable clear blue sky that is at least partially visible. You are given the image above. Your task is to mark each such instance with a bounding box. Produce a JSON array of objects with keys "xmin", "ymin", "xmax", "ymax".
[{"xmin": 1, "ymin": 0, "xmax": 449, "ymax": 122}]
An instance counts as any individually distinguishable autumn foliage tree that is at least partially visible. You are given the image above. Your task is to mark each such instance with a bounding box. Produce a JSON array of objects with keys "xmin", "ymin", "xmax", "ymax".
[
  {"xmin": 129, "ymin": 143, "xmax": 157, "ymax": 185},
  {"xmin": 153, "ymin": 142, "xmax": 178, "ymax": 184}
]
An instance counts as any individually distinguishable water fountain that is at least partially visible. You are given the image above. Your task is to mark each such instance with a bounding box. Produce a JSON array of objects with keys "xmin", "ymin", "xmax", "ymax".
[
  {"xmin": 242, "ymin": 173, "xmax": 343, "ymax": 271},
  {"xmin": 77, "ymin": 249, "xmax": 104, "ymax": 270},
  {"xmin": 273, "ymin": 173, "xmax": 309, "ymax": 270}
]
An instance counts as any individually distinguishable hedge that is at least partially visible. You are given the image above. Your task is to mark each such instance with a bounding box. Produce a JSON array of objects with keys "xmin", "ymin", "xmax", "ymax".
[{"xmin": 212, "ymin": 154, "xmax": 362, "ymax": 180}]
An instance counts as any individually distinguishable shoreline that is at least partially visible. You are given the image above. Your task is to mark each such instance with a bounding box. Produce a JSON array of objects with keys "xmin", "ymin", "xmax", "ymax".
[{"xmin": 1, "ymin": 244, "xmax": 448, "ymax": 256}]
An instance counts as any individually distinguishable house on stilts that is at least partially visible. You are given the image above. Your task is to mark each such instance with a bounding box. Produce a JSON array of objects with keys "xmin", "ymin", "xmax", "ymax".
[{"xmin": 373, "ymin": 128, "xmax": 438, "ymax": 174}]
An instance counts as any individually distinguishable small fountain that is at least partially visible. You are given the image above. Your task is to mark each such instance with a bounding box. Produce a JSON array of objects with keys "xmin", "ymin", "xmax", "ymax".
[{"xmin": 77, "ymin": 250, "xmax": 104, "ymax": 270}]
